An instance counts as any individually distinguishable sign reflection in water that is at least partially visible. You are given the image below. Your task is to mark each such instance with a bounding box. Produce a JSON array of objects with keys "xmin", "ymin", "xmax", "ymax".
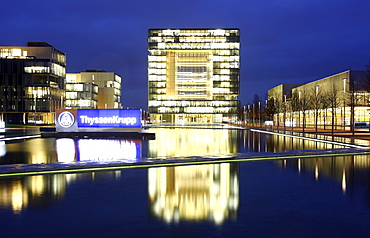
[
  {"xmin": 0, "ymin": 141, "xmax": 6, "ymax": 157},
  {"xmin": 148, "ymin": 163, "xmax": 239, "ymax": 224},
  {"xmin": 56, "ymin": 138, "xmax": 142, "ymax": 162}
]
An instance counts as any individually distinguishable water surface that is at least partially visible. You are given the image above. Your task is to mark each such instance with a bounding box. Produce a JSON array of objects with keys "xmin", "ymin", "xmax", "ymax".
[{"xmin": 0, "ymin": 128, "xmax": 369, "ymax": 237}]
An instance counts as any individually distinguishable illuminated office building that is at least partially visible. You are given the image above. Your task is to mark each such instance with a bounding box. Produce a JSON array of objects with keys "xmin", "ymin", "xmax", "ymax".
[
  {"xmin": 66, "ymin": 69, "xmax": 121, "ymax": 109},
  {"xmin": 0, "ymin": 42, "xmax": 66, "ymax": 124},
  {"xmin": 267, "ymin": 70, "xmax": 368, "ymax": 127},
  {"xmin": 148, "ymin": 29, "xmax": 240, "ymax": 124},
  {"xmin": 64, "ymin": 81, "xmax": 98, "ymax": 109}
]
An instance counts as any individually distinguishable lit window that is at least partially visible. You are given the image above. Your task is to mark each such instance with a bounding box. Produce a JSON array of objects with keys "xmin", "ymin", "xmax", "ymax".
[
  {"xmin": 66, "ymin": 74, "xmax": 77, "ymax": 82},
  {"xmin": 11, "ymin": 49, "xmax": 21, "ymax": 57}
]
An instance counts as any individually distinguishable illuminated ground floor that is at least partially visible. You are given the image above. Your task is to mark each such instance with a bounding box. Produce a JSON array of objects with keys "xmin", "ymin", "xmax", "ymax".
[
  {"xmin": 0, "ymin": 112, "xmax": 55, "ymax": 125},
  {"xmin": 273, "ymin": 106, "xmax": 370, "ymax": 128},
  {"xmin": 150, "ymin": 113, "xmax": 238, "ymax": 124}
]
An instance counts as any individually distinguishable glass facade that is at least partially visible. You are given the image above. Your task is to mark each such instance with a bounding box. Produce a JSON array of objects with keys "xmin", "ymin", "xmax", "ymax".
[
  {"xmin": 0, "ymin": 42, "xmax": 66, "ymax": 124},
  {"xmin": 148, "ymin": 29, "xmax": 240, "ymax": 124},
  {"xmin": 66, "ymin": 70, "xmax": 121, "ymax": 109},
  {"xmin": 65, "ymin": 82, "xmax": 98, "ymax": 109}
]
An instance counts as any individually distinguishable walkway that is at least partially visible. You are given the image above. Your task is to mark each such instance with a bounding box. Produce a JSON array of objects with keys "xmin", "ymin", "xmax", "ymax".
[{"xmin": 242, "ymin": 123, "xmax": 370, "ymax": 141}]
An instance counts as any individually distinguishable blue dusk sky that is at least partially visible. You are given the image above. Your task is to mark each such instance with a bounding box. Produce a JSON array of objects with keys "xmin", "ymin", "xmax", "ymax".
[{"xmin": 1, "ymin": 0, "xmax": 369, "ymax": 109}]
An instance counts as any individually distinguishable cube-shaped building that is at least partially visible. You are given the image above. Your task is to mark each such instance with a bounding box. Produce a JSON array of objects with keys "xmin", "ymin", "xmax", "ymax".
[{"xmin": 148, "ymin": 29, "xmax": 240, "ymax": 124}]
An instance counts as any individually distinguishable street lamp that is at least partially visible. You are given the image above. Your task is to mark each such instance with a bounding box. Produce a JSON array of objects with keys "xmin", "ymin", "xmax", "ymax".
[
  {"xmin": 33, "ymin": 89, "xmax": 37, "ymax": 125},
  {"xmin": 315, "ymin": 85, "xmax": 320, "ymax": 132},
  {"xmin": 258, "ymin": 101, "xmax": 261, "ymax": 126},
  {"xmin": 273, "ymin": 97, "xmax": 277, "ymax": 128},
  {"xmin": 252, "ymin": 103, "xmax": 255, "ymax": 126},
  {"xmin": 248, "ymin": 104, "xmax": 250, "ymax": 124},
  {"xmin": 284, "ymin": 95, "xmax": 287, "ymax": 131},
  {"xmin": 298, "ymin": 90, "xmax": 302, "ymax": 128},
  {"xmin": 343, "ymin": 78, "xmax": 347, "ymax": 130},
  {"xmin": 265, "ymin": 99, "xmax": 268, "ymax": 126},
  {"xmin": 243, "ymin": 106, "xmax": 246, "ymax": 125}
]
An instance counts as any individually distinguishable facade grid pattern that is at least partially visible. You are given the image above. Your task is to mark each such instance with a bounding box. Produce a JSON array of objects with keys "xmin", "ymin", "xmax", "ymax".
[{"xmin": 148, "ymin": 28, "xmax": 240, "ymax": 124}]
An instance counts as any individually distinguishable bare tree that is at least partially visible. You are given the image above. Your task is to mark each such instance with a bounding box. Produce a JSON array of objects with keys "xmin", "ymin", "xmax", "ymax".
[
  {"xmin": 270, "ymin": 94, "xmax": 283, "ymax": 130},
  {"xmin": 252, "ymin": 94, "xmax": 261, "ymax": 126},
  {"xmin": 327, "ymin": 85, "xmax": 341, "ymax": 135},
  {"xmin": 310, "ymin": 86, "xmax": 323, "ymax": 132},
  {"xmin": 360, "ymin": 60, "xmax": 370, "ymax": 91},
  {"xmin": 348, "ymin": 75, "xmax": 361, "ymax": 135},
  {"xmin": 264, "ymin": 97, "xmax": 277, "ymax": 129},
  {"xmin": 321, "ymin": 91, "xmax": 330, "ymax": 130},
  {"xmin": 275, "ymin": 97, "xmax": 282, "ymax": 129},
  {"xmin": 290, "ymin": 91, "xmax": 301, "ymax": 128},
  {"xmin": 237, "ymin": 105, "xmax": 245, "ymax": 124},
  {"xmin": 360, "ymin": 60, "xmax": 370, "ymax": 131},
  {"xmin": 300, "ymin": 90, "xmax": 311, "ymax": 133}
]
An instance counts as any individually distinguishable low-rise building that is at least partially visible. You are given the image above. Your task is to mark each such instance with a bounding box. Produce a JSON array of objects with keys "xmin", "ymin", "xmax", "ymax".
[
  {"xmin": 267, "ymin": 70, "xmax": 368, "ymax": 128},
  {"xmin": 66, "ymin": 69, "xmax": 122, "ymax": 109}
]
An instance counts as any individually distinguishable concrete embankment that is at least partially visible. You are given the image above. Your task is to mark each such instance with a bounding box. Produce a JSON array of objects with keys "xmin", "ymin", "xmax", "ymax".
[{"xmin": 1, "ymin": 148, "xmax": 369, "ymax": 177}]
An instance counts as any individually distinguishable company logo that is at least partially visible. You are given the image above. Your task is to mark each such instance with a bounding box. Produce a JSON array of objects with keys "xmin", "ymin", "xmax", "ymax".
[
  {"xmin": 79, "ymin": 115, "xmax": 137, "ymax": 126},
  {"xmin": 77, "ymin": 109, "xmax": 141, "ymax": 128},
  {"xmin": 58, "ymin": 111, "xmax": 75, "ymax": 128}
]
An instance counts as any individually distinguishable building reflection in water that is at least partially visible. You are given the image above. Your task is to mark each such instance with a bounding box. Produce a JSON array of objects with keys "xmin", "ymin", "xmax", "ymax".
[
  {"xmin": 0, "ymin": 138, "xmax": 58, "ymax": 165},
  {"xmin": 55, "ymin": 138, "xmax": 142, "ymax": 162},
  {"xmin": 275, "ymin": 154, "xmax": 370, "ymax": 194},
  {"xmin": 0, "ymin": 171, "xmax": 125, "ymax": 214},
  {"xmin": 0, "ymin": 174, "xmax": 67, "ymax": 214},
  {"xmin": 264, "ymin": 132, "xmax": 343, "ymax": 152},
  {"xmin": 148, "ymin": 163, "xmax": 239, "ymax": 224},
  {"xmin": 0, "ymin": 138, "xmax": 143, "ymax": 214},
  {"xmin": 148, "ymin": 128, "xmax": 238, "ymax": 157}
]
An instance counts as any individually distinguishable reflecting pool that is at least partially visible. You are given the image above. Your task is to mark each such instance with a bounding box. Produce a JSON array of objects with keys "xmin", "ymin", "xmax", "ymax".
[
  {"xmin": 0, "ymin": 128, "xmax": 345, "ymax": 165},
  {"xmin": 0, "ymin": 128, "xmax": 370, "ymax": 237}
]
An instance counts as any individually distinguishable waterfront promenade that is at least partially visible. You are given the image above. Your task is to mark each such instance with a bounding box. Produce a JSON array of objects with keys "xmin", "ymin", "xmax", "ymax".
[{"xmin": 242, "ymin": 123, "xmax": 370, "ymax": 141}]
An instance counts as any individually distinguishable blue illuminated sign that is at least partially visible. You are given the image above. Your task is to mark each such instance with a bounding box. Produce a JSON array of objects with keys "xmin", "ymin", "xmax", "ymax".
[{"xmin": 77, "ymin": 109, "xmax": 141, "ymax": 128}]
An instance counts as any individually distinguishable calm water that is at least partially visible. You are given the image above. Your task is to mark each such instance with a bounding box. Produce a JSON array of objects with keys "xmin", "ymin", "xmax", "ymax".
[{"xmin": 0, "ymin": 128, "xmax": 370, "ymax": 237}]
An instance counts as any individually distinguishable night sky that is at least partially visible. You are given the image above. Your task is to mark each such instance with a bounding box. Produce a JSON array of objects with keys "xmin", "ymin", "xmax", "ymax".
[{"xmin": 2, "ymin": 0, "xmax": 369, "ymax": 109}]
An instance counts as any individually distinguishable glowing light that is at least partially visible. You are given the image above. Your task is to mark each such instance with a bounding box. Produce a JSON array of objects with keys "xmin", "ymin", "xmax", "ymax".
[
  {"xmin": 0, "ymin": 141, "xmax": 6, "ymax": 157},
  {"xmin": 264, "ymin": 121, "xmax": 273, "ymax": 126},
  {"xmin": 342, "ymin": 170, "xmax": 346, "ymax": 194},
  {"xmin": 0, "ymin": 135, "xmax": 41, "ymax": 142},
  {"xmin": 24, "ymin": 66, "xmax": 50, "ymax": 74},
  {"xmin": 56, "ymin": 138, "xmax": 76, "ymax": 163},
  {"xmin": 11, "ymin": 181, "xmax": 27, "ymax": 214},
  {"xmin": 78, "ymin": 139, "xmax": 139, "ymax": 162},
  {"xmin": 31, "ymin": 176, "xmax": 45, "ymax": 196}
]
